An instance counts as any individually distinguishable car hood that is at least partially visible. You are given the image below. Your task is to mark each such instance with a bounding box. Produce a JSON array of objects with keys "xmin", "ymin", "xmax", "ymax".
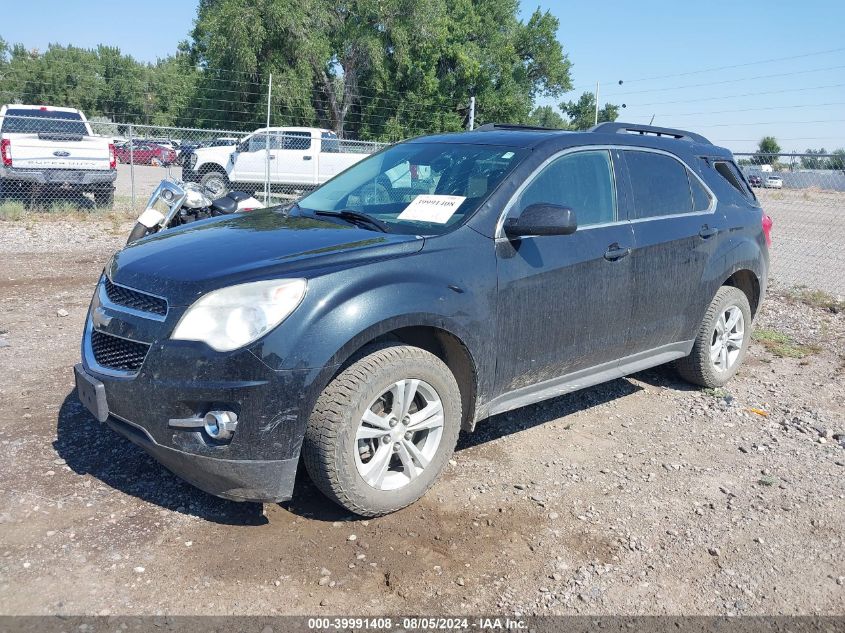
[{"xmin": 108, "ymin": 209, "xmax": 424, "ymax": 306}]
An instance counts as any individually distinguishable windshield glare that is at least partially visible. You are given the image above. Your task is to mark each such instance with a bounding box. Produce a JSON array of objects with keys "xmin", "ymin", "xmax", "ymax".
[{"xmin": 297, "ymin": 142, "xmax": 525, "ymax": 234}]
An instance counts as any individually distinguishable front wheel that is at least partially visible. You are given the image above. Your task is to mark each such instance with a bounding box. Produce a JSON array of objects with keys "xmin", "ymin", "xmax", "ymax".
[
  {"xmin": 200, "ymin": 170, "xmax": 230, "ymax": 198},
  {"xmin": 675, "ymin": 286, "xmax": 752, "ymax": 388},
  {"xmin": 126, "ymin": 222, "xmax": 156, "ymax": 244},
  {"xmin": 303, "ymin": 345, "xmax": 461, "ymax": 517}
]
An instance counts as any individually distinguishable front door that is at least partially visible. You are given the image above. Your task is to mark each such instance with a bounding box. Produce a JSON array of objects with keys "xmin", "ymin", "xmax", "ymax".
[
  {"xmin": 494, "ymin": 149, "xmax": 635, "ymax": 395},
  {"xmin": 231, "ymin": 132, "xmax": 274, "ymax": 183}
]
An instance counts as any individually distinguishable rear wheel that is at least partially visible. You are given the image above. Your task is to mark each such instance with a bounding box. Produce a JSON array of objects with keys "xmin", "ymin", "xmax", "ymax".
[
  {"xmin": 303, "ymin": 344, "xmax": 461, "ymax": 517},
  {"xmin": 675, "ymin": 286, "xmax": 752, "ymax": 388},
  {"xmin": 93, "ymin": 187, "xmax": 114, "ymax": 208}
]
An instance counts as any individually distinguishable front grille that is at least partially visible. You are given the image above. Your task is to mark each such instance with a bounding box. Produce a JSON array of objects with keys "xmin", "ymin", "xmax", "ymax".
[
  {"xmin": 104, "ymin": 278, "xmax": 167, "ymax": 316},
  {"xmin": 90, "ymin": 330, "xmax": 150, "ymax": 372}
]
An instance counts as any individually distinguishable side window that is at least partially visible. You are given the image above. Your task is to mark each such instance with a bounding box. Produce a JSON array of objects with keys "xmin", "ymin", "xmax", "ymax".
[
  {"xmin": 689, "ymin": 171, "xmax": 712, "ymax": 212},
  {"xmin": 517, "ymin": 150, "xmax": 617, "ymax": 226},
  {"xmin": 321, "ymin": 132, "xmax": 340, "ymax": 153},
  {"xmin": 248, "ymin": 134, "xmax": 272, "ymax": 152},
  {"xmin": 624, "ymin": 150, "xmax": 693, "ymax": 218},
  {"xmin": 283, "ymin": 132, "xmax": 312, "ymax": 150},
  {"xmin": 714, "ymin": 161, "xmax": 755, "ymax": 200}
]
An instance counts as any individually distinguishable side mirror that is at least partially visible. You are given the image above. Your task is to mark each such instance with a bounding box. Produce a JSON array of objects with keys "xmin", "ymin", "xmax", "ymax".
[
  {"xmin": 504, "ymin": 203, "xmax": 577, "ymax": 237},
  {"xmin": 236, "ymin": 140, "xmax": 248, "ymax": 153}
]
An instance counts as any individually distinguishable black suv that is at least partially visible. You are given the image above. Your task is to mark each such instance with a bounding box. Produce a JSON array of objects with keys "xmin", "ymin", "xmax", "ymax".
[{"xmin": 74, "ymin": 122, "xmax": 771, "ymax": 516}]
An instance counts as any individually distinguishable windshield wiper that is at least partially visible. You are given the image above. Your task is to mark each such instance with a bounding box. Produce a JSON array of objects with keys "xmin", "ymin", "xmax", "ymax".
[{"xmin": 315, "ymin": 209, "xmax": 391, "ymax": 233}]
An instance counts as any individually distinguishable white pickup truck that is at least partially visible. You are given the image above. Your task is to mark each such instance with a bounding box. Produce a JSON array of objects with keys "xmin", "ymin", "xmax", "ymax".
[
  {"xmin": 0, "ymin": 104, "xmax": 117, "ymax": 206},
  {"xmin": 182, "ymin": 127, "xmax": 373, "ymax": 196}
]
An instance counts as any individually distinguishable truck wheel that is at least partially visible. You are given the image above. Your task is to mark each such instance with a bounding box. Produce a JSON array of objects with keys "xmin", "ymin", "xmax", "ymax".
[
  {"xmin": 200, "ymin": 170, "xmax": 230, "ymax": 197},
  {"xmin": 94, "ymin": 187, "xmax": 114, "ymax": 208},
  {"xmin": 303, "ymin": 344, "xmax": 461, "ymax": 517},
  {"xmin": 675, "ymin": 286, "xmax": 752, "ymax": 388}
]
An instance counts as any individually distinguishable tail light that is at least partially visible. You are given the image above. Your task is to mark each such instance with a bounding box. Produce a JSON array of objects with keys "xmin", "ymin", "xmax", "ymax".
[
  {"xmin": 762, "ymin": 213, "xmax": 773, "ymax": 247},
  {"xmin": 1, "ymin": 138, "xmax": 11, "ymax": 167},
  {"xmin": 108, "ymin": 143, "xmax": 116, "ymax": 170}
]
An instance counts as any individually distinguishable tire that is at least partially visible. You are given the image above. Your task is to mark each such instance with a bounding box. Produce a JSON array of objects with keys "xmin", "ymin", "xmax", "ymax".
[
  {"xmin": 303, "ymin": 344, "xmax": 462, "ymax": 517},
  {"xmin": 200, "ymin": 170, "xmax": 230, "ymax": 197},
  {"xmin": 675, "ymin": 286, "xmax": 752, "ymax": 388},
  {"xmin": 93, "ymin": 187, "xmax": 114, "ymax": 208},
  {"xmin": 126, "ymin": 222, "xmax": 155, "ymax": 244}
]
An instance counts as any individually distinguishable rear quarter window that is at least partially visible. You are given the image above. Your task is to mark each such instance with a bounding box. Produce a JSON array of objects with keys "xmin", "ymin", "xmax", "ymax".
[{"xmin": 713, "ymin": 160, "xmax": 756, "ymax": 201}]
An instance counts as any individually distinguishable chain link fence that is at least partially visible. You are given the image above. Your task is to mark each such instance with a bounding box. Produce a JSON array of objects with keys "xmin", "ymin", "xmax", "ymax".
[
  {"xmin": 1, "ymin": 109, "xmax": 843, "ymax": 298},
  {"xmin": 0, "ymin": 111, "xmax": 386, "ymax": 215},
  {"xmin": 735, "ymin": 153, "xmax": 845, "ymax": 296}
]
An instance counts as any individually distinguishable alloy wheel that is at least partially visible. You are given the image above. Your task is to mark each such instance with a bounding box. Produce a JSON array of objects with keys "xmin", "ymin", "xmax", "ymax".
[
  {"xmin": 710, "ymin": 305, "xmax": 745, "ymax": 372},
  {"xmin": 354, "ymin": 379, "xmax": 444, "ymax": 491}
]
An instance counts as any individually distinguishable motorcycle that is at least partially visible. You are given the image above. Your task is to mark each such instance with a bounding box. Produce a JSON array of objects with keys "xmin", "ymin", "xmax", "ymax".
[{"xmin": 127, "ymin": 178, "xmax": 262, "ymax": 244}]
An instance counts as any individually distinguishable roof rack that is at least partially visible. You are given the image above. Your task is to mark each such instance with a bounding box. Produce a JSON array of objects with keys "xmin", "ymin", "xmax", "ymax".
[
  {"xmin": 475, "ymin": 123, "xmax": 559, "ymax": 132},
  {"xmin": 590, "ymin": 122, "xmax": 712, "ymax": 145}
]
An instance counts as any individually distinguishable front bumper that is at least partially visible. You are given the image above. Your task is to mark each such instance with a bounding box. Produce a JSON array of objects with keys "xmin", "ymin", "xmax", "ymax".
[
  {"xmin": 105, "ymin": 410, "xmax": 299, "ymax": 502},
  {"xmin": 74, "ymin": 276, "xmax": 327, "ymax": 502},
  {"xmin": 1, "ymin": 166, "xmax": 117, "ymax": 187}
]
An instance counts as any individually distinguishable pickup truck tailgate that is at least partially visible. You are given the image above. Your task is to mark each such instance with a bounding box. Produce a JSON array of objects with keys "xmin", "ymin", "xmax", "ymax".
[{"xmin": 7, "ymin": 133, "xmax": 111, "ymax": 171}]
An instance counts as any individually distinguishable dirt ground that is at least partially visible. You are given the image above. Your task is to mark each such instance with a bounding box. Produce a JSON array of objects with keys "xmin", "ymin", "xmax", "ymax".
[{"xmin": 0, "ymin": 218, "xmax": 843, "ymax": 616}]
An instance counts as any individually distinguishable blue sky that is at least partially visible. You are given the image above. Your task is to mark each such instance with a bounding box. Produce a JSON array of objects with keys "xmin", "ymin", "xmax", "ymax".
[{"xmin": 2, "ymin": 0, "xmax": 843, "ymax": 152}]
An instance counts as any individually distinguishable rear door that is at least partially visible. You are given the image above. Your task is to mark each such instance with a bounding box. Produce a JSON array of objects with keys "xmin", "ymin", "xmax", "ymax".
[
  {"xmin": 621, "ymin": 149, "xmax": 723, "ymax": 353},
  {"xmin": 275, "ymin": 131, "xmax": 317, "ymax": 185},
  {"xmin": 494, "ymin": 148, "xmax": 635, "ymax": 394}
]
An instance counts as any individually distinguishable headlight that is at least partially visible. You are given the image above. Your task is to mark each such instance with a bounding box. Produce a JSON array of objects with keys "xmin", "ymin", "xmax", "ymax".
[{"xmin": 171, "ymin": 279, "xmax": 307, "ymax": 351}]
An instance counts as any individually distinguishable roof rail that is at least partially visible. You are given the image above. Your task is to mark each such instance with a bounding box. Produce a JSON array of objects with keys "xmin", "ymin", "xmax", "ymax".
[
  {"xmin": 591, "ymin": 122, "xmax": 712, "ymax": 145},
  {"xmin": 476, "ymin": 123, "xmax": 559, "ymax": 132}
]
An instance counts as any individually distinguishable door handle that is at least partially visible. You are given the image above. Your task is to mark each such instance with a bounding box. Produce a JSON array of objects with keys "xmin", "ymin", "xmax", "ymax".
[
  {"xmin": 268, "ymin": 155, "xmax": 275, "ymax": 160},
  {"xmin": 303, "ymin": 155, "xmax": 313, "ymax": 161},
  {"xmin": 699, "ymin": 225, "xmax": 719, "ymax": 239},
  {"xmin": 604, "ymin": 244, "xmax": 631, "ymax": 261}
]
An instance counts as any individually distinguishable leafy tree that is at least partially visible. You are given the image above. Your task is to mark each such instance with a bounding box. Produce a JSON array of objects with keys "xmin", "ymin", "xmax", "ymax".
[
  {"xmin": 526, "ymin": 105, "xmax": 569, "ymax": 129},
  {"xmin": 830, "ymin": 148, "xmax": 845, "ymax": 171},
  {"xmin": 753, "ymin": 136, "xmax": 780, "ymax": 165},
  {"xmin": 801, "ymin": 148, "xmax": 828, "ymax": 170},
  {"xmin": 188, "ymin": 0, "xmax": 573, "ymax": 139},
  {"xmin": 559, "ymin": 91, "xmax": 619, "ymax": 130}
]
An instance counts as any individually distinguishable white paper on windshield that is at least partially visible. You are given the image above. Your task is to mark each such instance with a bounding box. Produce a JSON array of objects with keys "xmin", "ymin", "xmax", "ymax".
[{"xmin": 397, "ymin": 195, "xmax": 466, "ymax": 224}]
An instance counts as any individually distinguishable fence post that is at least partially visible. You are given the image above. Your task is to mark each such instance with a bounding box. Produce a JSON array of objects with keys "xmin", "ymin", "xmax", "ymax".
[
  {"xmin": 468, "ymin": 96, "xmax": 475, "ymax": 131},
  {"xmin": 128, "ymin": 124, "xmax": 135, "ymax": 211},
  {"xmin": 265, "ymin": 73, "xmax": 273, "ymax": 205}
]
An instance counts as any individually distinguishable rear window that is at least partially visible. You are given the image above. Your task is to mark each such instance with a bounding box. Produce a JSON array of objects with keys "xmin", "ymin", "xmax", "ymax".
[
  {"xmin": 624, "ymin": 150, "xmax": 693, "ymax": 218},
  {"xmin": 1, "ymin": 109, "xmax": 88, "ymax": 135}
]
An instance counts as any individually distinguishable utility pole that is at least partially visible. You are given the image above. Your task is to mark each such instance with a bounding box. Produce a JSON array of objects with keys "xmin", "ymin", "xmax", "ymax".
[
  {"xmin": 468, "ymin": 96, "xmax": 476, "ymax": 131},
  {"xmin": 265, "ymin": 73, "xmax": 272, "ymax": 204},
  {"xmin": 594, "ymin": 81, "xmax": 600, "ymax": 126}
]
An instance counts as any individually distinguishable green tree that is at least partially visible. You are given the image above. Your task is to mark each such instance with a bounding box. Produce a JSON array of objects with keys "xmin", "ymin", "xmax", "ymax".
[
  {"xmin": 753, "ymin": 136, "xmax": 780, "ymax": 166},
  {"xmin": 559, "ymin": 91, "xmax": 619, "ymax": 130},
  {"xmin": 801, "ymin": 148, "xmax": 828, "ymax": 170},
  {"xmin": 188, "ymin": 0, "xmax": 573, "ymax": 139},
  {"xmin": 830, "ymin": 148, "xmax": 845, "ymax": 171},
  {"xmin": 526, "ymin": 105, "xmax": 569, "ymax": 129}
]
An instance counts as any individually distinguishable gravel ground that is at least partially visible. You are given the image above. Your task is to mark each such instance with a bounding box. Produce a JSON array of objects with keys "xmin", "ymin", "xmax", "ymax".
[{"xmin": 0, "ymin": 218, "xmax": 843, "ymax": 616}]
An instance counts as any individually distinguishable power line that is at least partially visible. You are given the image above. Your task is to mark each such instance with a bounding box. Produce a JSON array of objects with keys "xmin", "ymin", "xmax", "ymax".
[{"xmin": 630, "ymin": 83, "xmax": 845, "ymax": 108}]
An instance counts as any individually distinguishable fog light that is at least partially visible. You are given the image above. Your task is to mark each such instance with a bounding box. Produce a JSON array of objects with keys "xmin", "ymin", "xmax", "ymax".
[{"xmin": 203, "ymin": 410, "xmax": 238, "ymax": 441}]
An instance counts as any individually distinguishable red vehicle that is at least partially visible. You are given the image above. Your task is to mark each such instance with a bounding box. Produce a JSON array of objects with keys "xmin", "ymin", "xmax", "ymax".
[{"xmin": 114, "ymin": 140, "xmax": 177, "ymax": 166}]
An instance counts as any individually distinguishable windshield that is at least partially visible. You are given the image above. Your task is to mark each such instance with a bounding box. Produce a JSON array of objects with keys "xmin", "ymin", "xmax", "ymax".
[
  {"xmin": 296, "ymin": 142, "xmax": 526, "ymax": 234},
  {"xmin": 1, "ymin": 109, "xmax": 89, "ymax": 135}
]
